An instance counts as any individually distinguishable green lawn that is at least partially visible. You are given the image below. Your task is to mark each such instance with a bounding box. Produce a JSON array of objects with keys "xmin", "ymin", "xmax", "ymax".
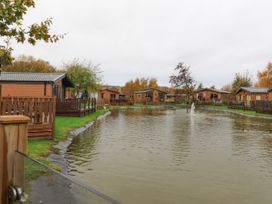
[
  {"xmin": 205, "ymin": 105, "xmax": 272, "ymax": 117},
  {"xmin": 108, "ymin": 103, "xmax": 190, "ymax": 110},
  {"xmin": 28, "ymin": 109, "xmax": 108, "ymax": 168}
]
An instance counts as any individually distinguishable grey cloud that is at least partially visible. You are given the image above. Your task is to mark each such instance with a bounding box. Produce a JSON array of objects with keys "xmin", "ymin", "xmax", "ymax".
[{"xmin": 12, "ymin": 0, "xmax": 272, "ymax": 88}]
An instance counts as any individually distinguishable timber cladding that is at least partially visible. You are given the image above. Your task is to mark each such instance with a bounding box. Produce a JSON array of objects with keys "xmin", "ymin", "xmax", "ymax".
[
  {"xmin": 0, "ymin": 97, "xmax": 56, "ymax": 139},
  {"xmin": 236, "ymin": 90, "xmax": 268, "ymax": 102},
  {"xmin": 0, "ymin": 83, "xmax": 53, "ymax": 97},
  {"xmin": 133, "ymin": 89, "xmax": 166, "ymax": 104},
  {"xmin": 98, "ymin": 89, "xmax": 120, "ymax": 105}
]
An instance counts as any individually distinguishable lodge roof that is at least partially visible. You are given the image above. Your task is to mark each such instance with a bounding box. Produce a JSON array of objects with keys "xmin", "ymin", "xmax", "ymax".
[
  {"xmin": 165, "ymin": 93, "xmax": 186, "ymax": 96},
  {"xmin": 0, "ymin": 72, "xmax": 74, "ymax": 86},
  {"xmin": 194, "ymin": 88, "xmax": 231, "ymax": 94},
  {"xmin": 100, "ymin": 88, "xmax": 120, "ymax": 94},
  {"xmin": 134, "ymin": 88, "xmax": 167, "ymax": 94},
  {"xmin": 236, "ymin": 87, "xmax": 270, "ymax": 94}
]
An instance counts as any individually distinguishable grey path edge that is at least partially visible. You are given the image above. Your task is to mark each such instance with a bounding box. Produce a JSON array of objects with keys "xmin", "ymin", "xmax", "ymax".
[{"xmin": 47, "ymin": 111, "xmax": 112, "ymax": 174}]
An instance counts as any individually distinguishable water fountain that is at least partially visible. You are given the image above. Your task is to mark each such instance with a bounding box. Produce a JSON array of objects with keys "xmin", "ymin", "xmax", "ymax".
[{"xmin": 191, "ymin": 102, "xmax": 195, "ymax": 113}]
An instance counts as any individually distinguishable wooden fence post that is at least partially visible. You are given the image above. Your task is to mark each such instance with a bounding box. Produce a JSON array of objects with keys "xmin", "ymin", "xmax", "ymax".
[
  {"xmin": 0, "ymin": 115, "xmax": 30, "ymax": 204},
  {"xmin": 52, "ymin": 97, "xmax": 56, "ymax": 138}
]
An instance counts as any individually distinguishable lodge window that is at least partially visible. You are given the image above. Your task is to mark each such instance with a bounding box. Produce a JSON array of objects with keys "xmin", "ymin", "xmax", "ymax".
[
  {"xmin": 246, "ymin": 95, "xmax": 251, "ymax": 101},
  {"xmin": 101, "ymin": 93, "xmax": 104, "ymax": 99},
  {"xmin": 110, "ymin": 94, "xmax": 116, "ymax": 99},
  {"xmin": 256, "ymin": 95, "xmax": 261, "ymax": 100}
]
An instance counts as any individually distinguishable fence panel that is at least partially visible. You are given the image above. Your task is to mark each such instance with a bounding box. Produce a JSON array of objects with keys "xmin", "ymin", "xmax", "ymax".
[
  {"xmin": 0, "ymin": 97, "xmax": 56, "ymax": 138},
  {"xmin": 56, "ymin": 98, "xmax": 96, "ymax": 117},
  {"xmin": 256, "ymin": 100, "xmax": 272, "ymax": 114}
]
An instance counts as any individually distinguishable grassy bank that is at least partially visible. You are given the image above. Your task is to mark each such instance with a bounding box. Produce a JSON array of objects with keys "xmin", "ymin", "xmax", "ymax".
[
  {"xmin": 107, "ymin": 103, "xmax": 149, "ymax": 110},
  {"xmin": 28, "ymin": 109, "xmax": 108, "ymax": 167},
  {"xmin": 204, "ymin": 105, "xmax": 272, "ymax": 117},
  {"xmin": 108, "ymin": 103, "xmax": 190, "ymax": 110}
]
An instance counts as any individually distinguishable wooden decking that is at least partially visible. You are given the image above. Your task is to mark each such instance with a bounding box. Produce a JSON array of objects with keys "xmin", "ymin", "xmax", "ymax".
[
  {"xmin": 0, "ymin": 97, "xmax": 56, "ymax": 139},
  {"xmin": 56, "ymin": 98, "xmax": 96, "ymax": 116}
]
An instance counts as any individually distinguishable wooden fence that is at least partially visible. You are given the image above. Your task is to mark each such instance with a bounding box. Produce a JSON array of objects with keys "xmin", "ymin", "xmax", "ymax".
[
  {"xmin": 228, "ymin": 100, "xmax": 272, "ymax": 114},
  {"xmin": 109, "ymin": 99, "xmax": 134, "ymax": 106},
  {"xmin": 0, "ymin": 97, "xmax": 56, "ymax": 139},
  {"xmin": 56, "ymin": 98, "xmax": 96, "ymax": 116},
  {"xmin": 255, "ymin": 101, "xmax": 272, "ymax": 114},
  {"xmin": 229, "ymin": 101, "xmax": 256, "ymax": 111}
]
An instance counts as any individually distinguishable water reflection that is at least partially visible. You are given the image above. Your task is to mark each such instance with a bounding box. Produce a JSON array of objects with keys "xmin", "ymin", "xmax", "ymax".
[{"xmin": 66, "ymin": 109, "xmax": 272, "ymax": 204}]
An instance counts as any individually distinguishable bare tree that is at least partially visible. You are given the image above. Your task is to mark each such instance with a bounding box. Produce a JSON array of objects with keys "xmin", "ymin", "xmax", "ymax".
[{"xmin": 169, "ymin": 62, "xmax": 195, "ymax": 102}]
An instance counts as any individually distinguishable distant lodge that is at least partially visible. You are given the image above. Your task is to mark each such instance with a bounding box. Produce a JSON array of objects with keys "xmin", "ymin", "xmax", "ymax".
[
  {"xmin": 98, "ymin": 88, "xmax": 189, "ymax": 105},
  {"xmin": 194, "ymin": 87, "xmax": 272, "ymax": 105},
  {"xmin": 98, "ymin": 88, "xmax": 131, "ymax": 106},
  {"xmin": 235, "ymin": 87, "xmax": 272, "ymax": 106},
  {"xmin": 97, "ymin": 85, "xmax": 272, "ymax": 108},
  {"xmin": 194, "ymin": 88, "xmax": 231, "ymax": 103},
  {"xmin": 134, "ymin": 88, "xmax": 167, "ymax": 104}
]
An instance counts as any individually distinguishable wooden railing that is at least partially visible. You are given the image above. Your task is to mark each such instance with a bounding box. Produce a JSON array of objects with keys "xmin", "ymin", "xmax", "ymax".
[
  {"xmin": 56, "ymin": 98, "xmax": 96, "ymax": 116},
  {"xmin": 109, "ymin": 99, "xmax": 134, "ymax": 106},
  {"xmin": 0, "ymin": 97, "xmax": 56, "ymax": 138},
  {"xmin": 229, "ymin": 101, "xmax": 256, "ymax": 111},
  {"xmin": 255, "ymin": 101, "xmax": 272, "ymax": 114}
]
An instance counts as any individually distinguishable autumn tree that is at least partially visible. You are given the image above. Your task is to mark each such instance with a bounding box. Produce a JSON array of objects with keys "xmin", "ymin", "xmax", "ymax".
[
  {"xmin": 231, "ymin": 72, "xmax": 252, "ymax": 93},
  {"xmin": 149, "ymin": 78, "xmax": 158, "ymax": 89},
  {"xmin": 221, "ymin": 84, "xmax": 232, "ymax": 92},
  {"xmin": 210, "ymin": 85, "xmax": 216, "ymax": 89},
  {"xmin": 122, "ymin": 77, "xmax": 159, "ymax": 97},
  {"xmin": 138, "ymin": 78, "xmax": 147, "ymax": 90},
  {"xmin": 2, "ymin": 55, "xmax": 56, "ymax": 72},
  {"xmin": 169, "ymin": 62, "xmax": 195, "ymax": 101},
  {"xmin": 196, "ymin": 83, "xmax": 203, "ymax": 90},
  {"xmin": 255, "ymin": 62, "xmax": 272, "ymax": 87},
  {"xmin": 64, "ymin": 60, "xmax": 102, "ymax": 96},
  {"xmin": 0, "ymin": 0, "xmax": 62, "ymax": 65}
]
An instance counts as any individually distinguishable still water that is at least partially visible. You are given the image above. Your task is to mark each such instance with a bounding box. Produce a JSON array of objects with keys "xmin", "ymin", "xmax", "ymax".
[{"xmin": 65, "ymin": 109, "xmax": 272, "ymax": 204}]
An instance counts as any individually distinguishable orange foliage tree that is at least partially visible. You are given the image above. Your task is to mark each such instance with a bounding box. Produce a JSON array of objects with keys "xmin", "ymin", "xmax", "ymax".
[
  {"xmin": 122, "ymin": 77, "xmax": 159, "ymax": 97},
  {"xmin": 2, "ymin": 55, "xmax": 56, "ymax": 73},
  {"xmin": 256, "ymin": 62, "xmax": 272, "ymax": 87}
]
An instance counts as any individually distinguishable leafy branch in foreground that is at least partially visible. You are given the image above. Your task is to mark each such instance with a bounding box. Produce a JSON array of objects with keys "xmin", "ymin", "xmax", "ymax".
[{"xmin": 0, "ymin": 0, "xmax": 63, "ymax": 65}]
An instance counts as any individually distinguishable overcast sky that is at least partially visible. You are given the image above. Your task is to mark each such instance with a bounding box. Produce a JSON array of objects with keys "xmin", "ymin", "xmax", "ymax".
[{"xmin": 12, "ymin": 0, "xmax": 272, "ymax": 88}]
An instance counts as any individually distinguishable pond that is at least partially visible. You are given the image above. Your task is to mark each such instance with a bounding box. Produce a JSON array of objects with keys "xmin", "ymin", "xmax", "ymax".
[{"xmin": 65, "ymin": 109, "xmax": 272, "ymax": 204}]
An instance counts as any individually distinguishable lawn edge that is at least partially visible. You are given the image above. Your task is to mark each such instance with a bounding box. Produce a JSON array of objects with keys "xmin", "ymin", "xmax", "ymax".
[
  {"xmin": 28, "ymin": 109, "xmax": 110, "ymax": 169},
  {"xmin": 200, "ymin": 105, "xmax": 272, "ymax": 120}
]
